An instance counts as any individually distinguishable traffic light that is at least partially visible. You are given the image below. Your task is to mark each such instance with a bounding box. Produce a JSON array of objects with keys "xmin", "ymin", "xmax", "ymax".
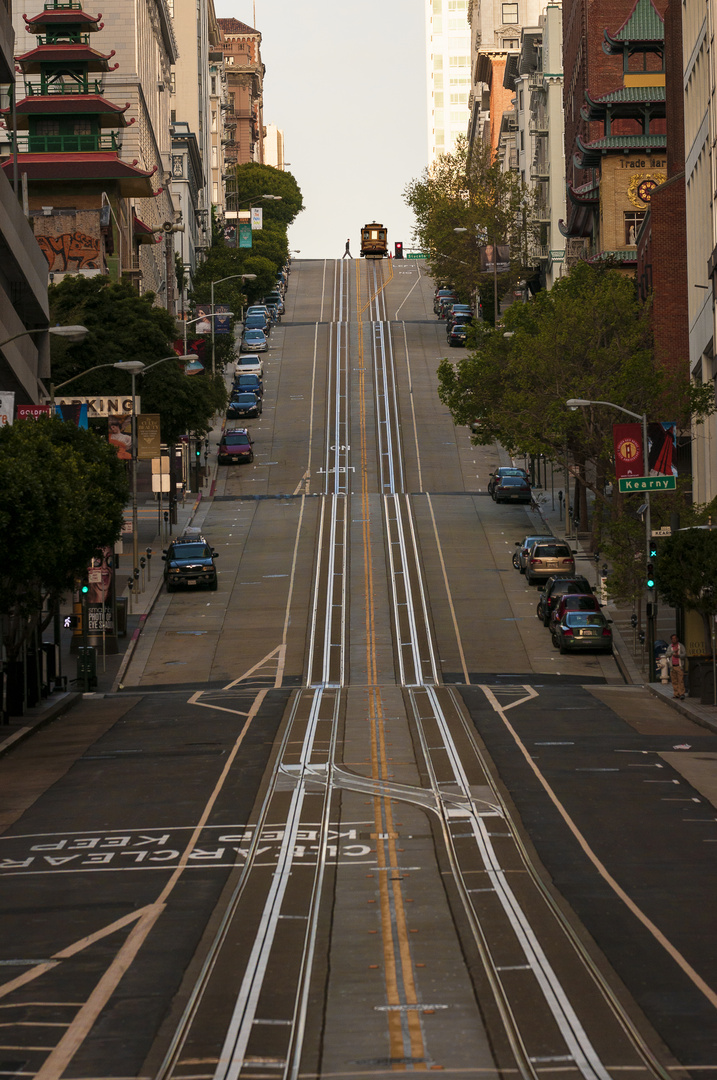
[
  {"xmin": 646, "ymin": 561, "xmax": 655, "ymax": 590},
  {"xmin": 80, "ymin": 581, "xmax": 89, "ymax": 597},
  {"xmin": 395, "ymin": 242, "xmax": 404, "ymax": 259}
]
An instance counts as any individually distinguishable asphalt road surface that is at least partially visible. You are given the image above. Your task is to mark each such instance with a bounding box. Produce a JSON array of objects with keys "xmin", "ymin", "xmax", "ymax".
[{"xmin": 0, "ymin": 258, "xmax": 715, "ymax": 1080}]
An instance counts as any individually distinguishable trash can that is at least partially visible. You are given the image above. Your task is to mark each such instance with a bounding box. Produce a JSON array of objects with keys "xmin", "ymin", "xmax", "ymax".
[
  {"xmin": 76, "ymin": 646, "xmax": 98, "ymax": 689},
  {"xmin": 687, "ymin": 658, "xmax": 712, "ymax": 702}
]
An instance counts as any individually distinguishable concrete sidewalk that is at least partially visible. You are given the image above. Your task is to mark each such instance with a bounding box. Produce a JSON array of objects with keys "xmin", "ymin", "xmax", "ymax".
[{"xmin": 0, "ymin": 445, "xmax": 222, "ymax": 758}]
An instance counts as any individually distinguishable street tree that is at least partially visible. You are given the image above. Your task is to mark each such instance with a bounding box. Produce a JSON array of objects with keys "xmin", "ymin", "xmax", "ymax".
[
  {"xmin": 655, "ymin": 528, "xmax": 717, "ymax": 644},
  {"xmin": 0, "ymin": 417, "xmax": 128, "ymax": 660},
  {"xmin": 224, "ymin": 161, "xmax": 304, "ymax": 230},
  {"xmin": 404, "ymin": 137, "xmax": 532, "ymax": 323},
  {"xmin": 48, "ymin": 275, "xmax": 226, "ymax": 434},
  {"xmin": 437, "ymin": 260, "xmax": 715, "ymax": 584}
]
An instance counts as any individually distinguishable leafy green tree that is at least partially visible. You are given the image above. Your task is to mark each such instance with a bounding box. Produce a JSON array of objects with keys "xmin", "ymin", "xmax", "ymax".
[
  {"xmin": 0, "ymin": 417, "xmax": 128, "ymax": 658},
  {"xmin": 404, "ymin": 137, "xmax": 532, "ymax": 323},
  {"xmin": 437, "ymin": 260, "xmax": 715, "ymax": 595},
  {"xmin": 225, "ymin": 161, "xmax": 304, "ymax": 230},
  {"xmin": 48, "ymin": 275, "xmax": 225, "ymax": 437},
  {"xmin": 655, "ymin": 528, "xmax": 717, "ymax": 642}
]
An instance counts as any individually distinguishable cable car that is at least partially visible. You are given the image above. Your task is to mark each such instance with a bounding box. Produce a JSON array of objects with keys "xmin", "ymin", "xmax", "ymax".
[{"xmin": 360, "ymin": 222, "xmax": 388, "ymax": 259}]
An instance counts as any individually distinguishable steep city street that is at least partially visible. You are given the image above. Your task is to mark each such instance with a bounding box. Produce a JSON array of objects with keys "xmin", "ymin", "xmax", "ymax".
[{"xmin": 1, "ymin": 259, "xmax": 716, "ymax": 1080}]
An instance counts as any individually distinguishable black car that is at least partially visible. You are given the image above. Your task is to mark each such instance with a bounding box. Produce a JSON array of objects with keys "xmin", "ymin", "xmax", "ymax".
[
  {"xmin": 536, "ymin": 575, "xmax": 595, "ymax": 626},
  {"xmin": 447, "ymin": 323, "xmax": 468, "ymax": 347},
  {"xmin": 493, "ymin": 475, "xmax": 532, "ymax": 504},
  {"xmin": 488, "ymin": 466, "xmax": 529, "ymax": 496},
  {"xmin": 162, "ymin": 532, "xmax": 219, "ymax": 592},
  {"xmin": 244, "ymin": 313, "xmax": 270, "ymax": 334},
  {"xmin": 227, "ymin": 392, "xmax": 262, "ymax": 419}
]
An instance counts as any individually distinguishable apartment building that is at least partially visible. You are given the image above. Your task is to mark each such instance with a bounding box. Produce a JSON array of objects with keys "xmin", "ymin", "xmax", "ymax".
[
  {"xmin": 217, "ymin": 18, "xmax": 264, "ymax": 167},
  {"xmin": 426, "ymin": 0, "xmax": 472, "ymax": 160}
]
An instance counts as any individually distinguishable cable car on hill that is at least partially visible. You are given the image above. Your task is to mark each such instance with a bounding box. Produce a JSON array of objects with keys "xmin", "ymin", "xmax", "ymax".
[{"xmin": 360, "ymin": 222, "xmax": 388, "ymax": 259}]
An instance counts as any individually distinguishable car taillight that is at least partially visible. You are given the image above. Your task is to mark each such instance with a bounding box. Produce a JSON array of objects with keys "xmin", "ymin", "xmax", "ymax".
[
  {"xmin": 602, "ymin": 628, "xmax": 612, "ymax": 637},
  {"xmin": 563, "ymin": 628, "xmax": 573, "ymax": 636},
  {"xmin": 530, "ymin": 557, "xmax": 538, "ymax": 564}
]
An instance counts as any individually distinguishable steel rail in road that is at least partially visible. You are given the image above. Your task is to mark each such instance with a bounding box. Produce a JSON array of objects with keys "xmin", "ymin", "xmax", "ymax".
[{"xmin": 406, "ymin": 683, "xmax": 678, "ymax": 1080}]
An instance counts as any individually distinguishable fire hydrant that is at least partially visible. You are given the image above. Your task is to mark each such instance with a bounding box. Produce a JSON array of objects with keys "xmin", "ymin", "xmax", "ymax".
[{"xmin": 657, "ymin": 651, "xmax": 670, "ymax": 684}]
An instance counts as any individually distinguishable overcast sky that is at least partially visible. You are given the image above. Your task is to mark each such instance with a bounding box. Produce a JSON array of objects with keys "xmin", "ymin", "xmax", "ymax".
[{"xmin": 213, "ymin": 0, "xmax": 429, "ymax": 259}]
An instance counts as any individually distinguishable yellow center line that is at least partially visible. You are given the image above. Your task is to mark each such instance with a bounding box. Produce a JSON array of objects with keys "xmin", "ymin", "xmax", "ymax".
[{"xmin": 356, "ymin": 258, "xmax": 427, "ymax": 1070}]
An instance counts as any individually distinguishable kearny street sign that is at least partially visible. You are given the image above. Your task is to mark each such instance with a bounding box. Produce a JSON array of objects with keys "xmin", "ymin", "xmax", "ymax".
[{"xmin": 618, "ymin": 475, "xmax": 676, "ymax": 493}]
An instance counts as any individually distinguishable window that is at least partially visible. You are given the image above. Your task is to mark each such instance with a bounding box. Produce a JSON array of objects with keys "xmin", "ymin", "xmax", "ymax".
[
  {"xmin": 502, "ymin": 2, "xmax": 519, "ymax": 21},
  {"xmin": 449, "ymin": 55, "xmax": 471, "ymax": 66},
  {"xmin": 624, "ymin": 211, "xmax": 646, "ymax": 244}
]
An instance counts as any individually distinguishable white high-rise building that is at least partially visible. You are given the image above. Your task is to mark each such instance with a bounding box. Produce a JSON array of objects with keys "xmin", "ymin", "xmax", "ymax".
[{"xmin": 425, "ymin": 0, "xmax": 472, "ymax": 161}]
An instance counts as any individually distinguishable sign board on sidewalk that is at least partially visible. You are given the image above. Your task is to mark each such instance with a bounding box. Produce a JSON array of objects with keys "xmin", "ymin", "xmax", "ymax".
[{"xmin": 618, "ymin": 475, "xmax": 676, "ymax": 493}]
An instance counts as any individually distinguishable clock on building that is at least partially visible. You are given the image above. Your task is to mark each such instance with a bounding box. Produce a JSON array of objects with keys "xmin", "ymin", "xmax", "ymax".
[{"xmin": 627, "ymin": 173, "xmax": 665, "ymax": 209}]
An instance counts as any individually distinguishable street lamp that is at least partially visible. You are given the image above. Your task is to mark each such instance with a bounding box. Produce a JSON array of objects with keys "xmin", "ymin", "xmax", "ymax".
[
  {"xmin": 1, "ymin": 324, "xmax": 89, "ymax": 351},
  {"xmin": 566, "ymin": 397, "xmax": 653, "ymax": 665},
  {"xmin": 210, "ymin": 273, "xmax": 257, "ymax": 376}
]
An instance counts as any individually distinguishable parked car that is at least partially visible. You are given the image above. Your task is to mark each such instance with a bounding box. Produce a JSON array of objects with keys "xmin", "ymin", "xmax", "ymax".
[
  {"xmin": 263, "ymin": 291, "xmax": 285, "ymax": 315},
  {"xmin": 227, "ymin": 391, "xmax": 262, "ymax": 419},
  {"xmin": 536, "ymin": 575, "xmax": 594, "ymax": 625},
  {"xmin": 447, "ymin": 323, "xmax": 469, "ymax": 347},
  {"xmin": 244, "ymin": 313, "xmax": 270, "ymax": 334},
  {"xmin": 162, "ymin": 532, "xmax": 218, "ymax": 591},
  {"xmin": 552, "ymin": 611, "xmax": 613, "ymax": 654},
  {"xmin": 234, "ymin": 354, "xmax": 264, "ymax": 377},
  {"xmin": 513, "ymin": 534, "xmax": 554, "ymax": 572},
  {"xmin": 240, "ymin": 328, "xmax": 268, "ymax": 353},
  {"xmin": 525, "ymin": 540, "xmax": 576, "ymax": 585},
  {"xmin": 488, "ymin": 466, "xmax": 529, "ymax": 496},
  {"xmin": 548, "ymin": 593, "xmax": 603, "ymax": 634},
  {"xmin": 434, "ymin": 288, "xmax": 458, "ymax": 315},
  {"xmin": 234, "ymin": 373, "xmax": 263, "ymax": 399},
  {"xmin": 493, "ymin": 475, "xmax": 532, "ymax": 504},
  {"xmin": 217, "ymin": 428, "xmax": 254, "ymax": 465},
  {"xmin": 446, "ymin": 305, "xmax": 473, "ymax": 328},
  {"xmin": 248, "ymin": 304, "xmax": 278, "ymax": 325}
]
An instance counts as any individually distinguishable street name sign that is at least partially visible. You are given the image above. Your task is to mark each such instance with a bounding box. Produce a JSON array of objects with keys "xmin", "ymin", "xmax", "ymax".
[
  {"xmin": 406, "ymin": 253, "xmax": 427, "ymax": 259},
  {"xmin": 651, "ymin": 526, "xmax": 673, "ymax": 537},
  {"xmin": 618, "ymin": 475, "xmax": 676, "ymax": 493}
]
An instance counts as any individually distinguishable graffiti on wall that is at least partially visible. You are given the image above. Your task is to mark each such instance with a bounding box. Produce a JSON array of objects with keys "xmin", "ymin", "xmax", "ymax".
[{"xmin": 37, "ymin": 231, "xmax": 101, "ymax": 271}]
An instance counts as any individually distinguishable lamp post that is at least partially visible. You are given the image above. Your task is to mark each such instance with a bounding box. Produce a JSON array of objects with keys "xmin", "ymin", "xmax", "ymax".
[
  {"xmin": 210, "ymin": 273, "xmax": 256, "ymax": 376},
  {"xmin": 0, "ymin": 324, "xmax": 89, "ymax": 351},
  {"xmin": 566, "ymin": 397, "xmax": 653, "ymax": 669}
]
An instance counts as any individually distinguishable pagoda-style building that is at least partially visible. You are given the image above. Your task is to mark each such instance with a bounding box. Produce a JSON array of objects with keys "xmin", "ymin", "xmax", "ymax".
[
  {"xmin": 1, "ymin": 0, "xmax": 160, "ymax": 280},
  {"xmin": 561, "ymin": 0, "xmax": 667, "ymax": 267}
]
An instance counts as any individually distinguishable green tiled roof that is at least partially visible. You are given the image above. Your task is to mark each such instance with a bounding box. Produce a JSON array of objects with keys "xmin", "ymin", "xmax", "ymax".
[
  {"xmin": 581, "ymin": 133, "xmax": 666, "ymax": 150},
  {"xmin": 608, "ymin": 0, "xmax": 664, "ymax": 41},
  {"xmin": 588, "ymin": 250, "xmax": 638, "ymax": 263},
  {"xmin": 590, "ymin": 85, "xmax": 666, "ymax": 105}
]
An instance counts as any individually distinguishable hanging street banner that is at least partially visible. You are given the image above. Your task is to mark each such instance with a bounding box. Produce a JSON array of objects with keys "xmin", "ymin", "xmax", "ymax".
[
  {"xmin": 251, "ymin": 207, "xmax": 263, "ymax": 230},
  {"xmin": 648, "ymin": 420, "xmax": 677, "ymax": 477},
  {"xmin": 17, "ymin": 405, "xmax": 52, "ymax": 421},
  {"xmin": 137, "ymin": 413, "xmax": 161, "ymax": 460},
  {"xmin": 239, "ymin": 223, "xmax": 253, "ymax": 248},
  {"xmin": 214, "ymin": 304, "xmax": 231, "ymax": 334},
  {"xmin": 618, "ymin": 475, "xmax": 676, "ymax": 493},
  {"xmin": 613, "ymin": 422, "xmax": 644, "ymax": 479},
  {"xmin": 0, "ymin": 391, "xmax": 15, "ymax": 425}
]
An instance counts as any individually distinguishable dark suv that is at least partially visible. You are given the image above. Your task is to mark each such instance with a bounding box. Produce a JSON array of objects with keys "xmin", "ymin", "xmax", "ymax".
[
  {"xmin": 162, "ymin": 532, "xmax": 219, "ymax": 592},
  {"xmin": 536, "ymin": 575, "xmax": 594, "ymax": 626}
]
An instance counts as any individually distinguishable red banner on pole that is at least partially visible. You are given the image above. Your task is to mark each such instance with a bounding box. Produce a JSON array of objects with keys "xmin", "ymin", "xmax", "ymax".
[{"xmin": 613, "ymin": 423, "xmax": 644, "ymax": 479}]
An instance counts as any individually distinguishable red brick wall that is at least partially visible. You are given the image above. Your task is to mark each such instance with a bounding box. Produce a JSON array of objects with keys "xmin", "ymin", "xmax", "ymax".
[
  {"xmin": 645, "ymin": 174, "xmax": 689, "ymax": 371},
  {"xmin": 563, "ymin": 0, "xmax": 668, "ymax": 189}
]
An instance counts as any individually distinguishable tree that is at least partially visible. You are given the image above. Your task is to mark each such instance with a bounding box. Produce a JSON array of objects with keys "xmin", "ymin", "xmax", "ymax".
[
  {"xmin": 48, "ymin": 275, "xmax": 226, "ymax": 436},
  {"xmin": 655, "ymin": 529, "xmax": 717, "ymax": 643},
  {"xmin": 437, "ymin": 259, "xmax": 715, "ymax": 595},
  {"xmin": 225, "ymin": 161, "xmax": 304, "ymax": 230},
  {"xmin": 0, "ymin": 417, "xmax": 128, "ymax": 659},
  {"xmin": 404, "ymin": 137, "xmax": 533, "ymax": 323}
]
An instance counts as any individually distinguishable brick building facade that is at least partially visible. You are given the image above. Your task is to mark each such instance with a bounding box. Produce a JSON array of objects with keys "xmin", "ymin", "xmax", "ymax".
[{"xmin": 217, "ymin": 18, "xmax": 264, "ymax": 166}]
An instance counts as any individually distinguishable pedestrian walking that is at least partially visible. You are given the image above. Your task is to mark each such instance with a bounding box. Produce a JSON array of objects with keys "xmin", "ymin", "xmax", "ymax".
[
  {"xmin": 669, "ymin": 633, "xmax": 686, "ymax": 699},
  {"xmin": 343, "ymin": 238, "xmax": 352, "ymax": 259}
]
